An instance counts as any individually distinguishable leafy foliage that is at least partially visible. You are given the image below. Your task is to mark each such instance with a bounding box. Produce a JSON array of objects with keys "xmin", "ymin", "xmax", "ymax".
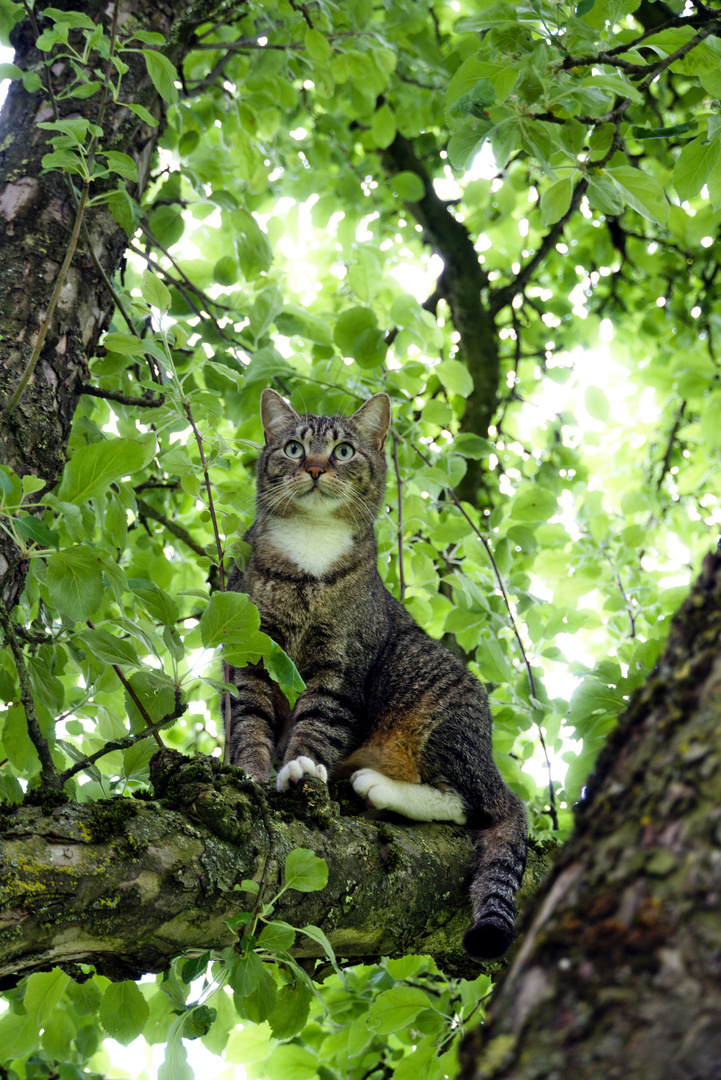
[{"xmin": 1, "ymin": 0, "xmax": 721, "ymax": 1075}]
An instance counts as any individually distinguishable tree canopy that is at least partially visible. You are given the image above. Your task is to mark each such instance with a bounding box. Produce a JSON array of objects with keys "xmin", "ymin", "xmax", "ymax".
[{"xmin": 0, "ymin": 0, "xmax": 720, "ymax": 1077}]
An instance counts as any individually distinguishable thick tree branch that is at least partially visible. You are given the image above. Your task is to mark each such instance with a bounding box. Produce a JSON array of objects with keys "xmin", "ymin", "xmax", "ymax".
[
  {"xmin": 380, "ymin": 132, "xmax": 499, "ymax": 503},
  {"xmin": 0, "ymin": 750, "xmax": 556, "ymax": 988}
]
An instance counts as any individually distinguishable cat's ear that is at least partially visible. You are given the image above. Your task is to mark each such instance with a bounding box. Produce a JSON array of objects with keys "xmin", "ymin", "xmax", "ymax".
[
  {"xmin": 352, "ymin": 393, "xmax": 391, "ymax": 450},
  {"xmin": 260, "ymin": 388, "xmax": 299, "ymax": 443}
]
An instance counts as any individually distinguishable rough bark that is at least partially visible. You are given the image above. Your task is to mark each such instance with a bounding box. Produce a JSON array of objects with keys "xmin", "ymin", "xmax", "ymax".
[
  {"xmin": 459, "ymin": 550, "xmax": 721, "ymax": 1080},
  {"xmin": 0, "ymin": 0, "xmax": 213, "ymax": 605},
  {"xmin": 0, "ymin": 749, "xmax": 555, "ymax": 988}
]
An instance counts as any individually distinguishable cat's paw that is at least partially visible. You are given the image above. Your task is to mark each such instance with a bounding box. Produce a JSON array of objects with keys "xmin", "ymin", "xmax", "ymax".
[
  {"xmin": 277, "ymin": 756, "xmax": 328, "ymax": 792},
  {"xmin": 350, "ymin": 768, "xmax": 392, "ymax": 809}
]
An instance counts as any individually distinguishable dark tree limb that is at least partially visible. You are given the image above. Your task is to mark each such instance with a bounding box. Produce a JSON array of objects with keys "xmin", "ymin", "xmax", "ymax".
[{"xmin": 380, "ymin": 133, "xmax": 500, "ymax": 503}]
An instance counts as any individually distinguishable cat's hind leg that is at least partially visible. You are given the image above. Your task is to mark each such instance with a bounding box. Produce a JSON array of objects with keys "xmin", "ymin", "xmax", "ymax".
[{"xmin": 351, "ymin": 767, "xmax": 466, "ymax": 823}]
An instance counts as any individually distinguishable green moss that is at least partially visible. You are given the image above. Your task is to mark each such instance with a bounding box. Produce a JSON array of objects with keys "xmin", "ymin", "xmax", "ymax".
[
  {"xmin": 22, "ymin": 785, "xmax": 69, "ymax": 810},
  {"xmin": 86, "ymin": 797, "xmax": 138, "ymax": 842}
]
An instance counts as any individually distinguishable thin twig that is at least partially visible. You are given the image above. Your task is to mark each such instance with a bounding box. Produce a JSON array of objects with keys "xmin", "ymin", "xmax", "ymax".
[
  {"xmin": 491, "ymin": 179, "xmax": 588, "ymax": 314},
  {"xmin": 183, "ymin": 403, "xmax": 226, "ymax": 589},
  {"xmin": 182, "ymin": 401, "xmax": 233, "ymax": 761},
  {"xmin": 135, "ymin": 497, "xmax": 209, "ymax": 559},
  {"xmin": 412, "ymin": 444, "xmax": 558, "ymax": 828},
  {"xmin": 80, "ymin": 385, "xmax": 165, "ymax": 407},
  {"xmin": 390, "ymin": 430, "xmax": 406, "ymax": 602},
  {"xmin": 86, "ymin": 619, "xmax": 164, "ymax": 747},
  {"xmin": 0, "ymin": 598, "xmax": 61, "ymax": 789},
  {"xmin": 59, "ymin": 693, "xmax": 185, "ymax": 785}
]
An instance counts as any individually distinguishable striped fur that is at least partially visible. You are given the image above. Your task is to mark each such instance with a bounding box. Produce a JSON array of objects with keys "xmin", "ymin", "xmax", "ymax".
[{"xmin": 228, "ymin": 389, "xmax": 527, "ymax": 959}]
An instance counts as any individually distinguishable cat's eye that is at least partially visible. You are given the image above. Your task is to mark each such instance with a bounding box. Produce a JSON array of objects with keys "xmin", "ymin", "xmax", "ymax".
[
  {"xmin": 333, "ymin": 443, "xmax": 355, "ymax": 461},
  {"xmin": 284, "ymin": 441, "xmax": 304, "ymax": 459}
]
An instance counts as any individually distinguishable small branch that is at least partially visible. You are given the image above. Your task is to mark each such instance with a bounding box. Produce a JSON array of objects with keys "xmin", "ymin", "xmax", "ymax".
[
  {"xmin": 135, "ymin": 497, "xmax": 209, "ymax": 560},
  {"xmin": 0, "ymin": 598, "xmax": 61, "ymax": 790},
  {"xmin": 289, "ymin": 0, "xmax": 315, "ymax": 28},
  {"xmin": 412, "ymin": 445, "xmax": 558, "ymax": 829},
  {"xmin": 656, "ymin": 401, "xmax": 686, "ymax": 491},
  {"xmin": 80, "ymin": 385, "xmax": 165, "ymax": 408},
  {"xmin": 183, "ymin": 403, "xmax": 226, "ymax": 590},
  {"xmin": 86, "ymin": 620, "xmax": 164, "ymax": 747},
  {"xmin": 59, "ymin": 692, "xmax": 185, "ymax": 786},
  {"xmin": 390, "ymin": 430, "xmax": 406, "ymax": 602},
  {"xmin": 491, "ymin": 178, "xmax": 588, "ymax": 315}
]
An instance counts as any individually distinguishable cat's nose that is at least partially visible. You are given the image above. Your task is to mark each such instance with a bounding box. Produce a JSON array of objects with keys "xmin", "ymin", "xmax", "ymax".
[{"xmin": 305, "ymin": 458, "xmax": 326, "ymax": 480}]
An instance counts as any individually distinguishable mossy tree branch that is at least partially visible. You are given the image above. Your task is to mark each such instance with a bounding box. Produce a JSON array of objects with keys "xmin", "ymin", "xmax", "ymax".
[{"xmin": 0, "ymin": 749, "xmax": 556, "ymax": 988}]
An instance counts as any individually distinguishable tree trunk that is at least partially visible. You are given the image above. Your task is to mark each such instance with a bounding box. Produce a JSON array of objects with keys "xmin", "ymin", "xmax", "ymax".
[
  {"xmin": 0, "ymin": 750, "xmax": 555, "ymax": 988},
  {"xmin": 0, "ymin": 0, "xmax": 206, "ymax": 605},
  {"xmin": 459, "ymin": 550, "xmax": 721, "ymax": 1080}
]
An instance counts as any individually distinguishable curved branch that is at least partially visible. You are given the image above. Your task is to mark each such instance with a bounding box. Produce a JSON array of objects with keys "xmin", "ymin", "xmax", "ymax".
[{"xmin": 380, "ymin": 132, "xmax": 499, "ymax": 503}]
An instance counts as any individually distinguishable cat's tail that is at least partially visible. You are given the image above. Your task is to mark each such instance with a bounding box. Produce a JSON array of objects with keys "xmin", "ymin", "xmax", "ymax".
[{"xmin": 464, "ymin": 792, "xmax": 528, "ymax": 960}]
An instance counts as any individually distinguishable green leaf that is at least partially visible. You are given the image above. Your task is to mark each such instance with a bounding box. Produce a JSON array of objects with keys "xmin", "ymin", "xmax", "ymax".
[
  {"xmin": 200, "ymin": 591, "xmax": 261, "ymax": 648},
  {"xmin": 267, "ymin": 979, "xmax": 313, "ymax": 1040},
  {"xmin": 371, "ymin": 103, "xmax": 397, "ymax": 148},
  {"xmin": 299, "ymin": 924, "xmax": 341, "ymax": 974},
  {"xmin": 263, "ymin": 640, "xmax": 306, "ymax": 706},
  {"xmin": 14, "ymin": 515, "xmax": 60, "ymax": 549},
  {"xmin": 540, "ymin": 176, "xmax": 573, "ymax": 226},
  {"xmin": 45, "ymin": 546, "xmax": 104, "ymax": 621},
  {"xmin": 0, "ymin": 61, "xmax": 22, "ymax": 79},
  {"xmin": 392, "ymin": 170, "xmax": 425, "ymax": 201},
  {"xmin": 0, "ymin": 1010, "xmax": 40, "ymax": 1061},
  {"xmin": 99, "ymin": 981, "xmax": 150, "ymax": 1045},
  {"xmin": 129, "ymin": 580, "xmax": 179, "ymax": 626},
  {"xmin": 101, "ymin": 151, "xmax": 138, "ymax": 181},
  {"xmin": 510, "ymin": 487, "xmax": 558, "ymax": 522},
  {"xmin": 334, "ymin": 305, "xmax": 378, "ymax": 354},
  {"xmin": 1, "ymin": 703, "xmax": 41, "ymax": 773},
  {"xmin": 24, "ymin": 968, "xmax": 70, "ymax": 1026},
  {"xmin": 700, "ymin": 394, "xmax": 721, "ymax": 448},
  {"xmin": 604, "ymin": 166, "xmax": 669, "ymax": 226},
  {"xmin": 436, "ymin": 358, "xmax": 474, "ymax": 397},
  {"xmin": 257, "ymin": 920, "xmax": 296, "ymax": 953},
  {"xmin": 367, "ymin": 985, "xmax": 433, "ymax": 1035},
  {"xmin": 264, "ymin": 1044, "xmax": 319, "ymax": 1080},
  {"xmin": 229, "ymin": 951, "xmax": 264, "ymax": 998},
  {"xmin": 585, "ymin": 385, "xmax": 611, "ymax": 421},
  {"xmin": 142, "ymin": 269, "xmax": 172, "ymax": 311},
  {"xmin": 235, "ymin": 959, "xmax": 278, "ymax": 1024},
  {"xmin": 305, "ymin": 27, "xmax": 331, "ymax": 61},
  {"xmin": 127, "ymin": 101, "xmax": 159, "ymax": 126},
  {"xmin": 284, "ymin": 848, "xmax": 329, "ymax": 892},
  {"xmin": 78, "ymin": 628, "xmax": 142, "ymax": 667},
  {"xmin": 57, "ymin": 435, "xmax": 156, "ymax": 504},
  {"xmin": 141, "ymin": 49, "xmax": 179, "ymax": 103},
  {"xmin": 158, "ymin": 1015, "xmax": 194, "ymax": 1080},
  {"xmin": 672, "ymin": 136, "xmax": 721, "ymax": 201}
]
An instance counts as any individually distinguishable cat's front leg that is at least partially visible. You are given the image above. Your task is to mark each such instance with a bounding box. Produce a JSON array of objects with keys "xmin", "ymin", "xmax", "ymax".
[
  {"xmin": 227, "ymin": 661, "xmax": 284, "ymax": 783},
  {"xmin": 277, "ymin": 681, "xmax": 358, "ymax": 792}
]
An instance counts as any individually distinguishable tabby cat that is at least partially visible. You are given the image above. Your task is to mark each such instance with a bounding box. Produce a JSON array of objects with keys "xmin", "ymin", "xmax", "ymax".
[{"xmin": 228, "ymin": 388, "xmax": 527, "ymax": 959}]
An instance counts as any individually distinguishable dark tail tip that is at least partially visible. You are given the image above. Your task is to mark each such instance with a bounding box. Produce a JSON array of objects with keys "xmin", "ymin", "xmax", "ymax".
[{"xmin": 463, "ymin": 919, "xmax": 513, "ymax": 961}]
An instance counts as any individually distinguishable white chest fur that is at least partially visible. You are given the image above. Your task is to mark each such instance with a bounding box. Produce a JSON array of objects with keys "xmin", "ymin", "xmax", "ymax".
[{"xmin": 265, "ymin": 516, "xmax": 355, "ymax": 577}]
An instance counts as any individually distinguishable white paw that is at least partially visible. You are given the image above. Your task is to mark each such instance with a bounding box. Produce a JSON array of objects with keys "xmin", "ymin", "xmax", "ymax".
[
  {"xmin": 350, "ymin": 768, "xmax": 392, "ymax": 809},
  {"xmin": 277, "ymin": 756, "xmax": 328, "ymax": 792}
]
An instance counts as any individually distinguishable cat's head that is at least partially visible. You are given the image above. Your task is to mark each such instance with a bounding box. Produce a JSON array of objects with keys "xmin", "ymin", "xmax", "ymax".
[{"xmin": 256, "ymin": 389, "xmax": 391, "ymax": 529}]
